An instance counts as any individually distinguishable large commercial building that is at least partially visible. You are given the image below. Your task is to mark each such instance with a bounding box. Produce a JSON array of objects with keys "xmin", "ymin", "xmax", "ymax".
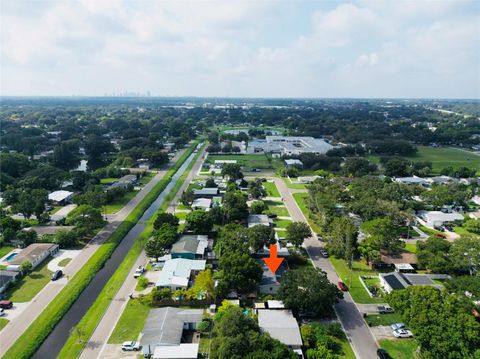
[{"xmin": 247, "ymin": 136, "xmax": 334, "ymax": 156}]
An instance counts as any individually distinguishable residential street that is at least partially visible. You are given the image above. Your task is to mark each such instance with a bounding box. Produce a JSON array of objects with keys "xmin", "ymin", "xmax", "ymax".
[
  {"xmin": 0, "ymin": 149, "xmax": 186, "ymax": 357},
  {"xmin": 78, "ymin": 146, "xmax": 206, "ymax": 359},
  {"xmin": 273, "ymin": 178, "xmax": 379, "ymax": 359}
]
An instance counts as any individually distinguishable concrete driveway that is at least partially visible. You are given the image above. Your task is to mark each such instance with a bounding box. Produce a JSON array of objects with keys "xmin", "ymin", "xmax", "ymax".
[{"xmin": 48, "ymin": 249, "xmax": 81, "ymax": 272}]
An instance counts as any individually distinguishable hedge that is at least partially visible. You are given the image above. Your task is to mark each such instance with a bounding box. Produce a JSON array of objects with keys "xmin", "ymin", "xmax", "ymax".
[{"xmin": 3, "ymin": 142, "xmax": 199, "ymax": 359}]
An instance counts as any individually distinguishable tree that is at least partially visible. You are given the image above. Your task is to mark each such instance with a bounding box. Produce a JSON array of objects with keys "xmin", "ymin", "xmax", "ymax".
[
  {"xmin": 286, "ymin": 222, "xmax": 312, "ymax": 247},
  {"xmin": 186, "ymin": 210, "xmax": 213, "ymax": 234},
  {"xmin": 343, "ymin": 157, "xmax": 377, "ymax": 177},
  {"xmin": 277, "ymin": 267, "xmax": 342, "ymax": 316},
  {"xmin": 388, "ymin": 286, "xmax": 480, "ymax": 359},
  {"xmin": 417, "ymin": 237, "xmax": 452, "ymax": 272},
  {"xmin": 205, "ymin": 177, "xmax": 217, "ymax": 188},
  {"xmin": 16, "ymin": 230, "xmax": 37, "ymax": 247},
  {"xmin": 221, "ymin": 163, "xmax": 243, "ymax": 181},
  {"xmin": 187, "ymin": 269, "xmax": 215, "ymax": 299},
  {"xmin": 214, "ymin": 224, "xmax": 250, "ymax": 257},
  {"xmin": 54, "ymin": 229, "xmax": 78, "ymax": 248},
  {"xmin": 361, "ymin": 218, "xmax": 404, "ymax": 254},
  {"xmin": 381, "ymin": 157, "xmax": 410, "ymax": 177},
  {"xmin": 421, "ymin": 183, "xmax": 470, "ymax": 209},
  {"xmin": 248, "ymin": 179, "xmax": 266, "ymax": 199},
  {"xmin": 218, "ymin": 252, "xmax": 262, "ymax": 295},
  {"xmin": 325, "ymin": 217, "xmax": 358, "ymax": 260},
  {"xmin": 180, "ymin": 190, "xmax": 195, "ymax": 206},
  {"xmin": 152, "ymin": 223, "xmax": 178, "ymax": 249},
  {"xmin": 449, "ymin": 237, "xmax": 480, "ymax": 274},
  {"xmin": 74, "ymin": 188, "xmax": 106, "ymax": 208},
  {"xmin": 248, "ymin": 225, "xmax": 275, "ymax": 252},
  {"xmin": 153, "ymin": 212, "xmax": 179, "ymax": 230},
  {"xmin": 145, "ymin": 236, "xmax": 166, "ymax": 261},
  {"xmin": 250, "ymin": 200, "xmax": 267, "ymax": 214},
  {"xmin": 20, "ymin": 260, "xmax": 33, "ymax": 274},
  {"xmin": 65, "ymin": 205, "xmax": 104, "ymax": 234},
  {"xmin": 463, "ymin": 219, "xmax": 480, "ymax": 234},
  {"xmin": 224, "ymin": 190, "xmax": 249, "ymax": 222},
  {"xmin": 52, "ymin": 142, "xmax": 80, "ymax": 170}
]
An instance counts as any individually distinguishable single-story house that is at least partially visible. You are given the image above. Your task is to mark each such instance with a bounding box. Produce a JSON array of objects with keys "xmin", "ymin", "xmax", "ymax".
[
  {"xmin": 418, "ymin": 210, "xmax": 464, "ymax": 228},
  {"xmin": 107, "ymin": 174, "xmax": 137, "ymax": 191},
  {"xmin": 193, "ymin": 188, "xmax": 219, "ymax": 199},
  {"xmin": 380, "ymin": 252, "xmax": 417, "ymax": 266},
  {"xmin": 248, "ymin": 214, "xmax": 272, "ymax": 228},
  {"xmin": 258, "ymin": 260, "xmax": 287, "ymax": 294},
  {"xmin": 297, "ymin": 176, "xmax": 321, "ymax": 184},
  {"xmin": 471, "ymin": 195, "xmax": 480, "ymax": 206},
  {"xmin": 257, "ymin": 309, "xmax": 303, "ymax": 352},
  {"xmin": 379, "ymin": 272, "xmax": 442, "ymax": 293},
  {"xmin": 426, "ymin": 175, "xmax": 456, "ymax": 185},
  {"xmin": 141, "ymin": 307, "xmax": 203, "ymax": 359},
  {"xmin": 25, "ymin": 226, "xmax": 75, "ymax": 236},
  {"xmin": 171, "ymin": 235, "xmax": 208, "ymax": 260},
  {"xmin": 469, "ymin": 211, "xmax": 480, "ymax": 220},
  {"xmin": 0, "ymin": 270, "xmax": 20, "ymax": 293},
  {"xmin": 7, "ymin": 243, "xmax": 59, "ymax": 271},
  {"xmin": 48, "ymin": 190, "xmax": 74, "ymax": 205},
  {"xmin": 156, "ymin": 258, "xmax": 206, "ymax": 290},
  {"xmin": 284, "ymin": 159, "xmax": 303, "ymax": 168},
  {"xmin": 394, "ymin": 176, "xmax": 429, "ymax": 187},
  {"xmin": 214, "ymin": 159, "xmax": 237, "ymax": 165},
  {"xmin": 257, "ymin": 237, "xmax": 289, "ymax": 257},
  {"xmin": 191, "ymin": 198, "xmax": 212, "ymax": 211}
]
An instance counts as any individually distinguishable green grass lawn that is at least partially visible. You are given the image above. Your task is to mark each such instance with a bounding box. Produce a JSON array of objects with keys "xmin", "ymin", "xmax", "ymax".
[
  {"xmin": 404, "ymin": 243, "xmax": 417, "ymax": 253},
  {"xmin": 292, "ymin": 192, "xmax": 323, "ymax": 234},
  {"xmin": 176, "ymin": 203, "xmax": 190, "ymax": 210},
  {"xmin": 266, "ymin": 205, "xmax": 290, "ymax": 217},
  {"xmin": 137, "ymin": 172, "xmax": 155, "ymax": 186},
  {"xmin": 417, "ymin": 225, "xmax": 442, "ymax": 236},
  {"xmin": 330, "ymin": 256, "xmax": 385, "ymax": 304},
  {"xmin": 0, "ymin": 318, "xmax": 9, "ymax": 331},
  {"xmin": 205, "ymin": 154, "xmax": 274, "ymax": 170},
  {"xmin": 276, "ymin": 230, "xmax": 287, "ymax": 238},
  {"xmin": 175, "ymin": 211, "xmax": 188, "ymax": 220},
  {"xmin": 108, "ymin": 299, "xmax": 150, "ymax": 343},
  {"xmin": 263, "ymin": 181, "xmax": 280, "ymax": 197},
  {"xmin": 105, "ymin": 190, "xmax": 139, "ymax": 214},
  {"xmin": 6, "ymin": 258, "xmax": 53, "ymax": 302},
  {"xmin": 379, "ymin": 339, "xmax": 419, "ymax": 359},
  {"xmin": 58, "ymin": 258, "xmax": 72, "ymax": 267},
  {"xmin": 365, "ymin": 313, "xmax": 403, "ymax": 326},
  {"xmin": 282, "ymin": 177, "xmax": 307, "ymax": 189},
  {"xmin": 453, "ymin": 225, "xmax": 480, "ymax": 239},
  {"xmin": 273, "ymin": 218, "xmax": 292, "ymax": 229},
  {"xmin": 368, "ymin": 146, "xmax": 480, "ymax": 175},
  {"xmin": 100, "ymin": 177, "xmax": 119, "ymax": 184},
  {"xmin": 0, "ymin": 246, "xmax": 14, "ymax": 258}
]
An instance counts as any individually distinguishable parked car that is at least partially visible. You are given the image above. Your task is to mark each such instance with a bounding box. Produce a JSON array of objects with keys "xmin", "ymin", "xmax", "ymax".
[
  {"xmin": 377, "ymin": 348, "xmax": 390, "ymax": 359},
  {"xmin": 320, "ymin": 248, "xmax": 329, "ymax": 257},
  {"xmin": 0, "ymin": 308, "xmax": 5, "ymax": 317},
  {"xmin": 434, "ymin": 233, "xmax": 447, "ymax": 239},
  {"xmin": 51, "ymin": 270, "xmax": 63, "ymax": 281},
  {"xmin": 134, "ymin": 266, "xmax": 145, "ymax": 278},
  {"xmin": 0, "ymin": 300, "xmax": 13, "ymax": 309},
  {"xmin": 434, "ymin": 225, "xmax": 445, "ymax": 232},
  {"xmin": 393, "ymin": 329, "xmax": 413, "ymax": 338},
  {"xmin": 377, "ymin": 305, "xmax": 394, "ymax": 314},
  {"xmin": 122, "ymin": 341, "xmax": 141, "ymax": 351},
  {"xmin": 390, "ymin": 323, "xmax": 405, "ymax": 331},
  {"xmin": 444, "ymin": 225, "xmax": 453, "ymax": 231},
  {"xmin": 337, "ymin": 281, "xmax": 348, "ymax": 291}
]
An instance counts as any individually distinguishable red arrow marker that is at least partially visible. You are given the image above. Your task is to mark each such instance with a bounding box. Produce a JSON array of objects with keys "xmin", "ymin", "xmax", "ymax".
[{"xmin": 263, "ymin": 244, "xmax": 284, "ymax": 274}]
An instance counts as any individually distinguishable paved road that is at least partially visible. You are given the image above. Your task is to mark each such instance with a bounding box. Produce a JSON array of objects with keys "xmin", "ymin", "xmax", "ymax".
[
  {"xmin": 78, "ymin": 145, "xmax": 206, "ymax": 359},
  {"xmin": 273, "ymin": 178, "xmax": 378, "ymax": 359},
  {"xmin": 0, "ymin": 149, "xmax": 186, "ymax": 357}
]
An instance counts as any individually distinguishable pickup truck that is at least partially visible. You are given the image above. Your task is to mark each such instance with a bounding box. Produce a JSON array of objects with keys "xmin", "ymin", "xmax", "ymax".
[
  {"xmin": 133, "ymin": 266, "xmax": 145, "ymax": 278},
  {"xmin": 377, "ymin": 305, "xmax": 394, "ymax": 314}
]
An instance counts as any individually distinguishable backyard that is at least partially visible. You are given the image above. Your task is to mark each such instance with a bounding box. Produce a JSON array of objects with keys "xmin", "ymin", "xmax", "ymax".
[
  {"xmin": 6, "ymin": 258, "xmax": 54, "ymax": 302},
  {"xmin": 205, "ymin": 154, "xmax": 281, "ymax": 172}
]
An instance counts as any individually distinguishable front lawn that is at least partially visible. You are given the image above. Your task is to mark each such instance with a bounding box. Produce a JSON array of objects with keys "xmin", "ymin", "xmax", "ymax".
[
  {"xmin": 263, "ymin": 181, "xmax": 280, "ymax": 197},
  {"xmin": 58, "ymin": 258, "xmax": 72, "ymax": 267},
  {"xmin": 417, "ymin": 225, "xmax": 442, "ymax": 236},
  {"xmin": 175, "ymin": 211, "xmax": 188, "ymax": 220},
  {"xmin": 100, "ymin": 177, "xmax": 119, "ymax": 184},
  {"xmin": 365, "ymin": 313, "xmax": 403, "ymax": 326},
  {"xmin": 108, "ymin": 299, "xmax": 150, "ymax": 343},
  {"xmin": 266, "ymin": 205, "xmax": 290, "ymax": 217},
  {"xmin": 292, "ymin": 192, "xmax": 322, "ymax": 234},
  {"xmin": 273, "ymin": 218, "xmax": 292, "ymax": 229},
  {"xmin": 329, "ymin": 256, "xmax": 385, "ymax": 304},
  {"xmin": 0, "ymin": 318, "xmax": 9, "ymax": 331},
  {"xmin": 6, "ymin": 258, "xmax": 53, "ymax": 302},
  {"xmin": 404, "ymin": 243, "xmax": 417, "ymax": 253},
  {"xmin": 379, "ymin": 338, "xmax": 419, "ymax": 359},
  {"xmin": 137, "ymin": 172, "xmax": 155, "ymax": 186},
  {"xmin": 282, "ymin": 177, "xmax": 307, "ymax": 190},
  {"xmin": 105, "ymin": 190, "xmax": 139, "ymax": 214},
  {"xmin": 0, "ymin": 246, "xmax": 14, "ymax": 258}
]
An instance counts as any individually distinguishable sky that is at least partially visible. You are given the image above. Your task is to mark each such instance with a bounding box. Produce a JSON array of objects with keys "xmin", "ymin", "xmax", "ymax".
[{"xmin": 1, "ymin": 0, "xmax": 479, "ymax": 98}]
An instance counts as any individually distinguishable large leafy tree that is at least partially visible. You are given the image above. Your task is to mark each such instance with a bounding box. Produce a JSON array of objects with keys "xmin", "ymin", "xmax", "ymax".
[
  {"xmin": 247, "ymin": 179, "xmax": 266, "ymax": 199},
  {"xmin": 145, "ymin": 236, "xmax": 166, "ymax": 261},
  {"xmin": 218, "ymin": 252, "xmax": 262, "ymax": 296},
  {"xmin": 214, "ymin": 224, "xmax": 250, "ymax": 257},
  {"xmin": 417, "ymin": 237, "xmax": 452, "ymax": 273},
  {"xmin": 286, "ymin": 222, "xmax": 312, "ymax": 247},
  {"xmin": 421, "ymin": 183, "xmax": 470, "ymax": 209},
  {"xmin": 152, "ymin": 223, "xmax": 178, "ymax": 248},
  {"xmin": 187, "ymin": 269, "xmax": 215, "ymax": 300},
  {"xmin": 224, "ymin": 190, "xmax": 249, "ymax": 222},
  {"xmin": 361, "ymin": 217, "xmax": 404, "ymax": 254},
  {"xmin": 153, "ymin": 212, "xmax": 179, "ymax": 230},
  {"xmin": 66, "ymin": 205, "xmax": 104, "ymax": 234},
  {"xmin": 186, "ymin": 210, "xmax": 213, "ymax": 234},
  {"xmin": 388, "ymin": 286, "xmax": 480, "ymax": 359},
  {"xmin": 248, "ymin": 225, "xmax": 275, "ymax": 252},
  {"xmin": 277, "ymin": 267, "xmax": 342, "ymax": 316},
  {"xmin": 221, "ymin": 163, "xmax": 243, "ymax": 181},
  {"xmin": 325, "ymin": 217, "xmax": 358, "ymax": 260}
]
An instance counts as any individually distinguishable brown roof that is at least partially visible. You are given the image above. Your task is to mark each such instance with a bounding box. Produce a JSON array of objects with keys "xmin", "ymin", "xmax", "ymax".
[
  {"xmin": 381, "ymin": 252, "xmax": 417, "ymax": 264},
  {"xmin": 10, "ymin": 243, "xmax": 58, "ymax": 265}
]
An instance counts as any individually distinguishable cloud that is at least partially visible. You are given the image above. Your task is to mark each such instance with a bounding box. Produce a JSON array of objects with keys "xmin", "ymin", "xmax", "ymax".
[{"xmin": 1, "ymin": 0, "xmax": 479, "ymax": 98}]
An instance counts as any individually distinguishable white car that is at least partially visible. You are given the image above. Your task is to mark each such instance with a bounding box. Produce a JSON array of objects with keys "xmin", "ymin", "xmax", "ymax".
[
  {"xmin": 390, "ymin": 323, "xmax": 405, "ymax": 331},
  {"xmin": 133, "ymin": 266, "xmax": 145, "ymax": 278},
  {"xmin": 0, "ymin": 308, "xmax": 5, "ymax": 317},
  {"xmin": 122, "ymin": 341, "xmax": 140, "ymax": 351},
  {"xmin": 393, "ymin": 329, "xmax": 413, "ymax": 338}
]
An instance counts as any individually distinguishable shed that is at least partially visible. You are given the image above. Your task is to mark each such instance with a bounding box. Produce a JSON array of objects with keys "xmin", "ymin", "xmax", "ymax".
[{"xmin": 257, "ymin": 309, "xmax": 303, "ymax": 349}]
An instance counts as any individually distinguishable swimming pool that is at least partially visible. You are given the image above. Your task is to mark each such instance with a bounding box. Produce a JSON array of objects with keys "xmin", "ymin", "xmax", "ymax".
[{"xmin": 4, "ymin": 252, "xmax": 18, "ymax": 262}]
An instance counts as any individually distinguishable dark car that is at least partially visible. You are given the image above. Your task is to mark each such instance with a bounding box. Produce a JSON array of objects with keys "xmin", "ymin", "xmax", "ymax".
[
  {"xmin": 51, "ymin": 270, "xmax": 63, "ymax": 281},
  {"xmin": 320, "ymin": 248, "xmax": 329, "ymax": 257},
  {"xmin": 377, "ymin": 348, "xmax": 390, "ymax": 359},
  {"xmin": 434, "ymin": 233, "xmax": 447, "ymax": 239},
  {"xmin": 434, "ymin": 225, "xmax": 445, "ymax": 232},
  {"xmin": 0, "ymin": 300, "xmax": 13, "ymax": 309},
  {"xmin": 267, "ymin": 214, "xmax": 278, "ymax": 219},
  {"xmin": 337, "ymin": 281, "xmax": 348, "ymax": 292},
  {"xmin": 377, "ymin": 305, "xmax": 394, "ymax": 314}
]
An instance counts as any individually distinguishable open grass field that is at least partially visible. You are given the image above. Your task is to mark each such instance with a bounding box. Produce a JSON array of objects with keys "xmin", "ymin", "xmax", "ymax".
[
  {"xmin": 379, "ymin": 339, "xmax": 419, "ymax": 359},
  {"xmin": 330, "ymin": 256, "xmax": 385, "ymax": 304},
  {"xmin": 0, "ymin": 318, "xmax": 9, "ymax": 332},
  {"xmin": 108, "ymin": 299, "xmax": 150, "ymax": 343},
  {"xmin": 205, "ymin": 154, "xmax": 276, "ymax": 170},
  {"xmin": 263, "ymin": 181, "xmax": 280, "ymax": 197},
  {"xmin": 99, "ymin": 177, "xmax": 118, "ymax": 184},
  {"xmin": 368, "ymin": 146, "xmax": 480, "ymax": 175},
  {"xmin": 365, "ymin": 313, "xmax": 403, "ymax": 326},
  {"xmin": 6, "ymin": 258, "xmax": 53, "ymax": 302},
  {"xmin": 105, "ymin": 190, "xmax": 139, "ymax": 214}
]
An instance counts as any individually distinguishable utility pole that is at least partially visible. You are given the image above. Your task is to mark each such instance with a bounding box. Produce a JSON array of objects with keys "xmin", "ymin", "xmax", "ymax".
[{"xmin": 349, "ymin": 252, "xmax": 354, "ymax": 288}]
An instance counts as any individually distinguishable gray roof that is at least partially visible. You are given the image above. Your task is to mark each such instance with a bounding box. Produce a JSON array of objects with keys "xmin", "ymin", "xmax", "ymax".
[
  {"xmin": 193, "ymin": 188, "xmax": 219, "ymax": 196},
  {"xmin": 380, "ymin": 272, "xmax": 410, "ymax": 290},
  {"xmin": 140, "ymin": 307, "xmax": 203, "ymax": 347},
  {"xmin": 403, "ymin": 274, "xmax": 435, "ymax": 286},
  {"xmin": 248, "ymin": 214, "xmax": 271, "ymax": 228},
  {"xmin": 257, "ymin": 309, "xmax": 303, "ymax": 346},
  {"xmin": 259, "ymin": 260, "xmax": 287, "ymax": 286}
]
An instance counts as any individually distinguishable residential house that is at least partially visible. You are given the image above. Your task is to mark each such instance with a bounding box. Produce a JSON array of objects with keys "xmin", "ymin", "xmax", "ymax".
[
  {"xmin": 257, "ymin": 309, "xmax": 303, "ymax": 354},
  {"xmin": 418, "ymin": 210, "xmax": 464, "ymax": 228},
  {"xmin": 394, "ymin": 176, "xmax": 429, "ymax": 187},
  {"xmin": 171, "ymin": 235, "xmax": 208, "ymax": 260},
  {"xmin": 284, "ymin": 159, "xmax": 303, "ymax": 168},
  {"xmin": 107, "ymin": 174, "xmax": 137, "ymax": 191},
  {"xmin": 258, "ymin": 260, "xmax": 287, "ymax": 294},
  {"xmin": 0, "ymin": 270, "xmax": 20, "ymax": 293},
  {"xmin": 7, "ymin": 243, "xmax": 59, "ymax": 271},
  {"xmin": 156, "ymin": 258, "xmax": 206, "ymax": 290},
  {"xmin": 191, "ymin": 198, "xmax": 212, "ymax": 211},
  {"xmin": 193, "ymin": 188, "xmax": 219, "ymax": 199},
  {"xmin": 248, "ymin": 214, "xmax": 272, "ymax": 228},
  {"xmin": 379, "ymin": 272, "xmax": 443, "ymax": 293},
  {"xmin": 48, "ymin": 190, "xmax": 74, "ymax": 205},
  {"xmin": 141, "ymin": 307, "xmax": 203, "ymax": 359}
]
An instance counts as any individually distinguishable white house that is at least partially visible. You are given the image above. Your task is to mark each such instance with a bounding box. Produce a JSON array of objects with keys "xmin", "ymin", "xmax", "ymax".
[
  {"xmin": 257, "ymin": 309, "xmax": 303, "ymax": 353},
  {"xmin": 418, "ymin": 210, "xmax": 464, "ymax": 228},
  {"xmin": 156, "ymin": 258, "xmax": 206, "ymax": 290},
  {"xmin": 48, "ymin": 190, "xmax": 74, "ymax": 205}
]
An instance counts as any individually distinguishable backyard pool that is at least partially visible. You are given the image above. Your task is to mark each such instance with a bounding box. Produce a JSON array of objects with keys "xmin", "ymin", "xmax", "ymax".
[{"xmin": 4, "ymin": 252, "xmax": 18, "ymax": 262}]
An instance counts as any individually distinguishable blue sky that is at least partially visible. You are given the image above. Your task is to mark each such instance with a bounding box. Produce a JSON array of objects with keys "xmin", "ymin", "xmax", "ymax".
[{"xmin": 1, "ymin": 0, "xmax": 479, "ymax": 98}]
